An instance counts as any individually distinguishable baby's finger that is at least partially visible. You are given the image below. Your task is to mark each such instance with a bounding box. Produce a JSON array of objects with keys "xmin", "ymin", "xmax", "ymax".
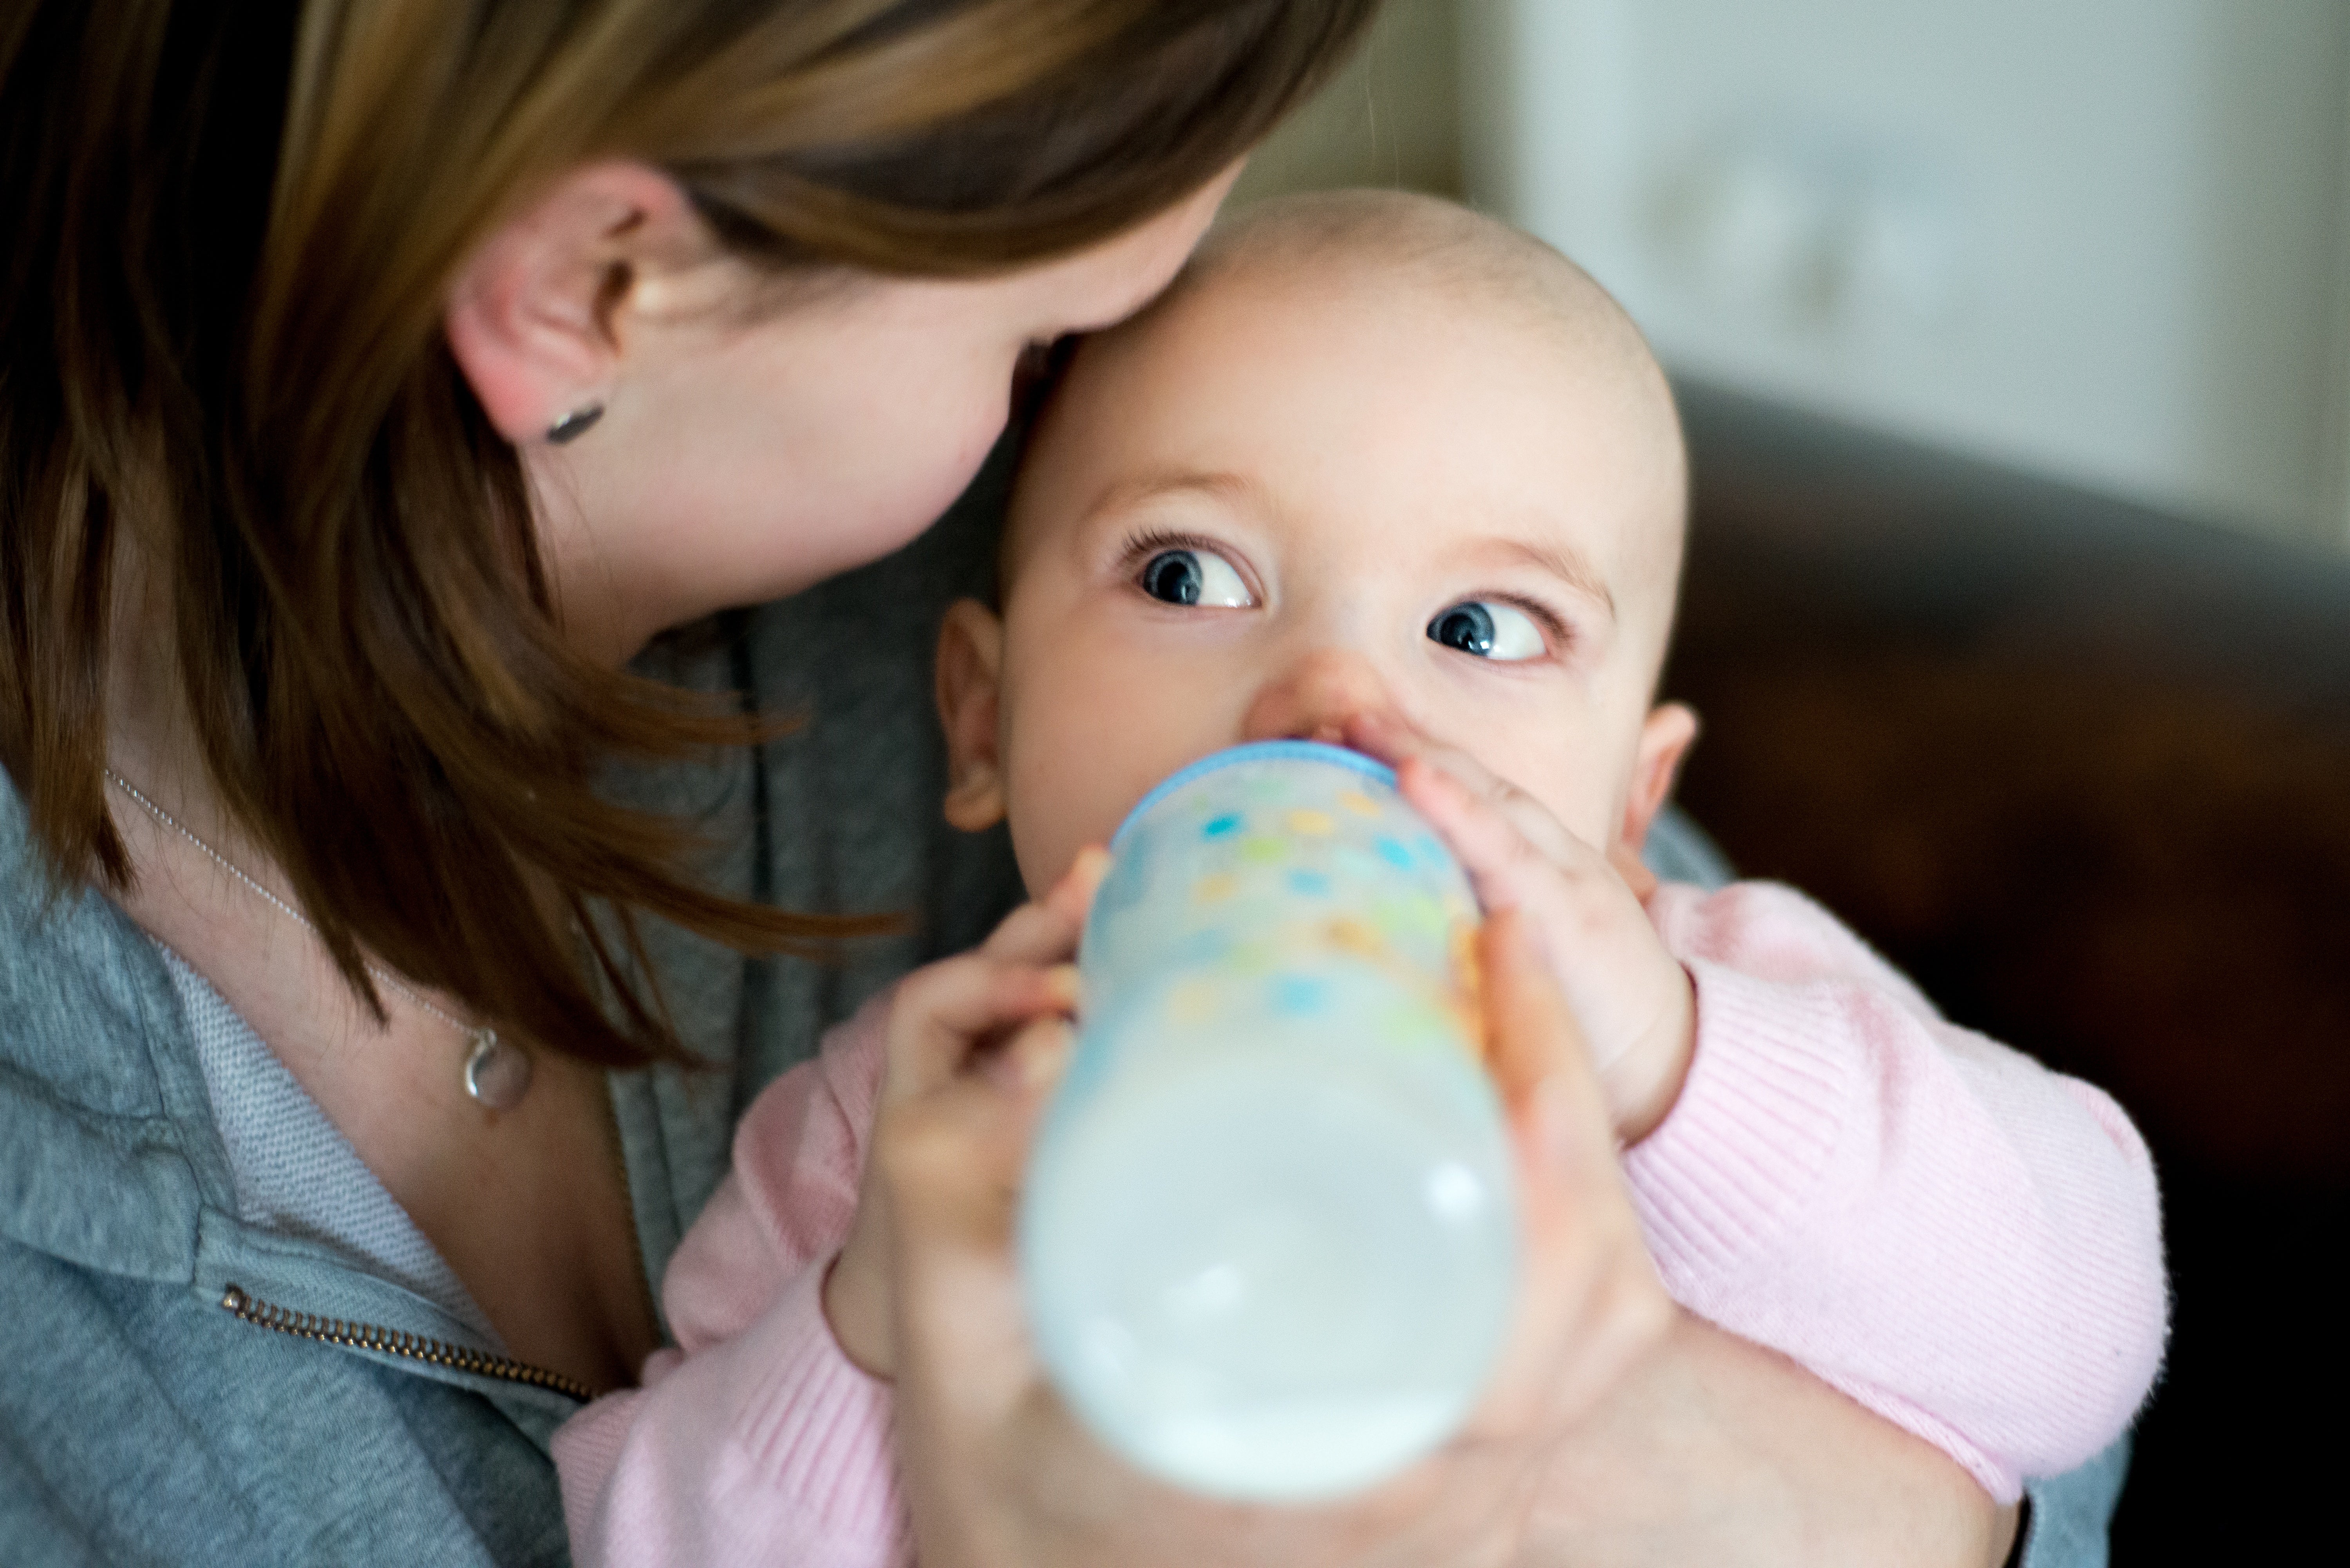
[
  {"xmin": 980, "ymin": 846, "xmax": 1112, "ymax": 966},
  {"xmin": 1048, "ymin": 844, "xmax": 1114, "ymax": 918},
  {"xmin": 1350, "ymin": 711, "xmax": 1589, "ymax": 873},
  {"xmin": 1396, "ymin": 757, "xmax": 1538, "ymax": 914},
  {"xmin": 1398, "ymin": 759, "xmax": 1619, "ymax": 944},
  {"xmin": 886, "ymin": 954, "xmax": 1080, "ymax": 1099},
  {"xmin": 1343, "ymin": 708, "xmax": 1512, "ymax": 806},
  {"xmin": 1347, "ymin": 710, "xmax": 1518, "ymax": 815},
  {"xmin": 998, "ymin": 1013, "xmax": 1077, "ymax": 1097},
  {"xmin": 1404, "ymin": 750, "xmax": 1594, "ymax": 873},
  {"xmin": 978, "ymin": 900, "xmax": 1084, "ymax": 968}
]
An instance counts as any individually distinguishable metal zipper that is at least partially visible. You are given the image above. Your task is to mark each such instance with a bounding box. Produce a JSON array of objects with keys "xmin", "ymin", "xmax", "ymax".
[{"xmin": 219, "ymin": 1284, "xmax": 596, "ymax": 1403}]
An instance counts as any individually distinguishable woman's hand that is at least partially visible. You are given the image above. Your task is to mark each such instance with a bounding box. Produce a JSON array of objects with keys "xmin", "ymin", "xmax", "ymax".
[
  {"xmin": 1522, "ymin": 1311, "xmax": 2021, "ymax": 1568},
  {"xmin": 883, "ymin": 898, "xmax": 1676, "ymax": 1568},
  {"xmin": 1345, "ymin": 711, "xmax": 1696, "ymax": 1143},
  {"xmin": 871, "ymin": 742, "xmax": 2015, "ymax": 1567},
  {"xmin": 822, "ymin": 852, "xmax": 1102, "ymax": 1378}
]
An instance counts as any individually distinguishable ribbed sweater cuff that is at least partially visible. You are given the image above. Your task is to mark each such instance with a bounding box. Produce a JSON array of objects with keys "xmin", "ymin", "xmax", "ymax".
[
  {"xmin": 1622, "ymin": 959, "xmax": 1862, "ymax": 1283},
  {"xmin": 734, "ymin": 1261, "xmax": 904, "ymax": 1542}
]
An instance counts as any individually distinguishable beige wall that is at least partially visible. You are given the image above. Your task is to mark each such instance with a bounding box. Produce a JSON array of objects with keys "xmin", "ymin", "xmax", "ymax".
[
  {"xmin": 1470, "ymin": 0, "xmax": 2350, "ymax": 546},
  {"xmin": 1230, "ymin": 0, "xmax": 1464, "ymax": 209},
  {"xmin": 1240, "ymin": 2, "xmax": 2350, "ymax": 547}
]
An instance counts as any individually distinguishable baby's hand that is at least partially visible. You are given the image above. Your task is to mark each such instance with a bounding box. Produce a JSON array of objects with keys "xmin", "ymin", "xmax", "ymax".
[
  {"xmin": 1346, "ymin": 713, "xmax": 1694, "ymax": 1143},
  {"xmin": 823, "ymin": 851, "xmax": 1105, "ymax": 1378}
]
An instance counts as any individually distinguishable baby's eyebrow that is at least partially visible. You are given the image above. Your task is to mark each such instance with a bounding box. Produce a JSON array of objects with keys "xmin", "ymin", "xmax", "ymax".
[
  {"xmin": 1480, "ymin": 538, "xmax": 1617, "ymax": 618},
  {"xmin": 1083, "ymin": 468, "xmax": 1261, "ymax": 523}
]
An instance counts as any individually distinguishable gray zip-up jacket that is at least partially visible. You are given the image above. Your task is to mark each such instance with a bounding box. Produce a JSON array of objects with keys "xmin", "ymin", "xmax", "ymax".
[
  {"xmin": 0, "ymin": 465, "xmax": 2124, "ymax": 1564},
  {"xmin": 0, "ymin": 478, "xmax": 1018, "ymax": 1565}
]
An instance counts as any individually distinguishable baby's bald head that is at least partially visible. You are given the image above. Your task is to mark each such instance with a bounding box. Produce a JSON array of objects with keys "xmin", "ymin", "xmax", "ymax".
[
  {"xmin": 1209, "ymin": 191, "xmax": 1680, "ymax": 627},
  {"xmin": 963, "ymin": 191, "xmax": 1699, "ymax": 888},
  {"xmin": 1189, "ymin": 189, "xmax": 1666, "ymax": 393},
  {"xmin": 1014, "ymin": 191, "xmax": 1688, "ymax": 684}
]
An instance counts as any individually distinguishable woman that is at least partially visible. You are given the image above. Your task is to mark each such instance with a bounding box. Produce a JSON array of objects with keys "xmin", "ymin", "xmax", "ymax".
[{"xmin": 1, "ymin": 2, "xmax": 2078, "ymax": 1561}]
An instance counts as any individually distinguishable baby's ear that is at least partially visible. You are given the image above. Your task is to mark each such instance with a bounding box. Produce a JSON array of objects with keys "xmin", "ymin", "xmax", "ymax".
[
  {"xmin": 1619, "ymin": 702, "xmax": 1699, "ymax": 858},
  {"xmin": 936, "ymin": 598, "xmax": 1009, "ymax": 832}
]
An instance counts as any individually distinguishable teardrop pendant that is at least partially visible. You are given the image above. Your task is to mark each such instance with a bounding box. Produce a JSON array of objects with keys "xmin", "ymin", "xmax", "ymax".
[{"xmin": 463, "ymin": 1028, "xmax": 533, "ymax": 1111}]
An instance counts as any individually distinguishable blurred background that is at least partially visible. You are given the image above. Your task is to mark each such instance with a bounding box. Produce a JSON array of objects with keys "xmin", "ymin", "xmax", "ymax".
[{"xmin": 1236, "ymin": 2, "xmax": 2350, "ymax": 1558}]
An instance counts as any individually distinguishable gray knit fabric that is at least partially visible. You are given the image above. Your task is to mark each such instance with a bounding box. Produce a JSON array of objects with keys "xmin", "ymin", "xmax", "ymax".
[
  {"xmin": 154, "ymin": 942, "xmax": 501, "ymax": 1347},
  {"xmin": 1644, "ymin": 807, "xmax": 1735, "ymax": 890}
]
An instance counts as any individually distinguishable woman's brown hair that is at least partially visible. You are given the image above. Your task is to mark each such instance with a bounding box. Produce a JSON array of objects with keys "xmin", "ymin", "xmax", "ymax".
[{"xmin": 0, "ymin": 0, "xmax": 1378, "ymax": 1066}]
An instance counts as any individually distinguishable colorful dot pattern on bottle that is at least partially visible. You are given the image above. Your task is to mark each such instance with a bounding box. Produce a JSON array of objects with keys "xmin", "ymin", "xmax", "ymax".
[{"xmin": 1077, "ymin": 743, "xmax": 1480, "ymax": 1075}]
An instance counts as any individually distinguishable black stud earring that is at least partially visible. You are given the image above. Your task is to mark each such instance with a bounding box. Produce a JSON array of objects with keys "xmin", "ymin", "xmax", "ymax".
[{"xmin": 547, "ymin": 404, "xmax": 605, "ymax": 444}]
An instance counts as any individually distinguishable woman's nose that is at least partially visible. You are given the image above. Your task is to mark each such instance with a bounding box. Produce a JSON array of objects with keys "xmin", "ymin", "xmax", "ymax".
[{"xmin": 1239, "ymin": 647, "xmax": 1402, "ymax": 747}]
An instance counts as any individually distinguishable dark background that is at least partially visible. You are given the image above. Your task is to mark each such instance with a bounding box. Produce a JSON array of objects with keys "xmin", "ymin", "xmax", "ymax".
[{"xmin": 1663, "ymin": 385, "xmax": 2350, "ymax": 1558}]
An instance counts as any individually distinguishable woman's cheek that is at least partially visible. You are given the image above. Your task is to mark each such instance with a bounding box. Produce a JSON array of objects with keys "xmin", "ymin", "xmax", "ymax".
[{"xmin": 898, "ymin": 363, "xmax": 1018, "ymax": 529}]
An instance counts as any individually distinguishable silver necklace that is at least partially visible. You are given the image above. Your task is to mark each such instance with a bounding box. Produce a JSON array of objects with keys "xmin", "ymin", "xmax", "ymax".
[{"xmin": 103, "ymin": 768, "xmax": 533, "ymax": 1112}]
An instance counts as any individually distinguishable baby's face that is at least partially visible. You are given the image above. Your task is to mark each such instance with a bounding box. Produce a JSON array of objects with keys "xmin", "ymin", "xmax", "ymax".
[{"xmin": 940, "ymin": 244, "xmax": 1693, "ymax": 894}]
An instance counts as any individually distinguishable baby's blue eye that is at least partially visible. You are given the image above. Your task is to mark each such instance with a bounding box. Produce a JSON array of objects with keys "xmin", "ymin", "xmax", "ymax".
[
  {"xmin": 1428, "ymin": 600, "xmax": 1545, "ymax": 661},
  {"xmin": 1140, "ymin": 548, "xmax": 1252, "ymax": 608}
]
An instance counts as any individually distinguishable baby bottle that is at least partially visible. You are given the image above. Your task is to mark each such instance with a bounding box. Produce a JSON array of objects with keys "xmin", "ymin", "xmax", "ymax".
[{"xmin": 1020, "ymin": 740, "xmax": 1518, "ymax": 1502}]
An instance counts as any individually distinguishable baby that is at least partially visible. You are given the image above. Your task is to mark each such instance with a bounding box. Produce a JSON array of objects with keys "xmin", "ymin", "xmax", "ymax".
[{"xmin": 553, "ymin": 191, "xmax": 2167, "ymax": 1564}]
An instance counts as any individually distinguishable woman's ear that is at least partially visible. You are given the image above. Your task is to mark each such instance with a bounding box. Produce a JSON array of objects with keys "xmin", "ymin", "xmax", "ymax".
[
  {"xmin": 936, "ymin": 598, "xmax": 1010, "ymax": 832},
  {"xmin": 1619, "ymin": 701, "xmax": 1699, "ymax": 856},
  {"xmin": 442, "ymin": 161, "xmax": 703, "ymax": 442}
]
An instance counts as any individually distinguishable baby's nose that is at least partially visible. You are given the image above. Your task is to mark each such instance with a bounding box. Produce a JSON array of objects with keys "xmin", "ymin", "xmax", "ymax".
[{"xmin": 1239, "ymin": 647, "xmax": 1401, "ymax": 748}]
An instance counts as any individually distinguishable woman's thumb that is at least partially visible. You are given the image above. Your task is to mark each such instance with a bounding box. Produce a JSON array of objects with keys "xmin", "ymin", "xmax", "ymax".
[{"xmin": 1478, "ymin": 909, "xmax": 1620, "ymax": 1194}]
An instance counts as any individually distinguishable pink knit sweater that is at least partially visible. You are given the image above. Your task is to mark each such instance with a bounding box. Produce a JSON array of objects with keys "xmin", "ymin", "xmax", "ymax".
[{"xmin": 553, "ymin": 881, "xmax": 2167, "ymax": 1566}]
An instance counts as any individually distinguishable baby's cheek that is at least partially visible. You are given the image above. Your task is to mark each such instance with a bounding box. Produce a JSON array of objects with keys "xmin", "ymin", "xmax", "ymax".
[
  {"xmin": 1001, "ymin": 751, "xmax": 1073, "ymax": 897},
  {"xmin": 1510, "ymin": 749, "xmax": 1624, "ymax": 852},
  {"xmin": 996, "ymin": 593, "xmax": 1244, "ymax": 886},
  {"xmin": 1001, "ymin": 730, "xmax": 1124, "ymax": 897}
]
